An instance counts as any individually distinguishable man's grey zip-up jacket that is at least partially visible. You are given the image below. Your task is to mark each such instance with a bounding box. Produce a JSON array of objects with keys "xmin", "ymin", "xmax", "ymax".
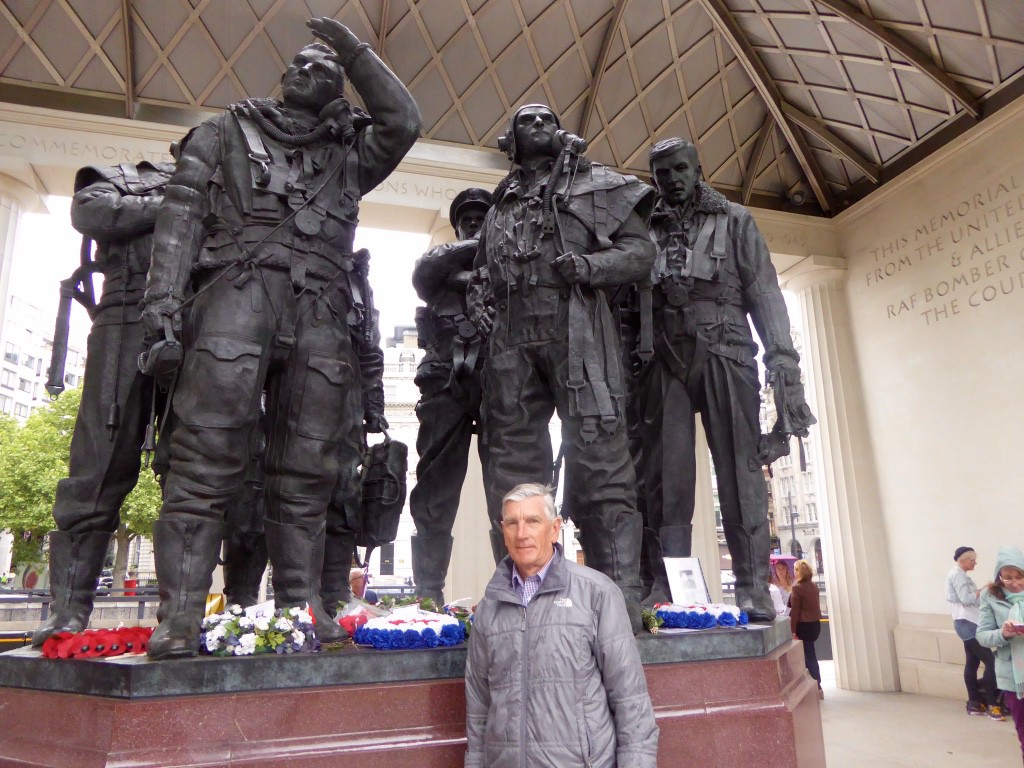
[{"xmin": 465, "ymin": 545, "xmax": 659, "ymax": 767}]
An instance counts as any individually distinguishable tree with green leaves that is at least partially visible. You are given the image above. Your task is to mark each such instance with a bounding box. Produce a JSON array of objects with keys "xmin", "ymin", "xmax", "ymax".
[{"xmin": 0, "ymin": 388, "xmax": 161, "ymax": 585}]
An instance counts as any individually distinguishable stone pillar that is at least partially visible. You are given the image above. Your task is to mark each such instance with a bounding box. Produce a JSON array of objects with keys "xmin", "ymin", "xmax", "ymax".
[
  {"xmin": 782, "ymin": 257, "xmax": 899, "ymax": 692},
  {"xmin": 0, "ymin": 172, "xmax": 42, "ymax": 339},
  {"xmin": 692, "ymin": 421, "xmax": 723, "ymax": 603},
  {"xmin": 448, "ymin": 439, "xmax": 493, "ymax": 603}
]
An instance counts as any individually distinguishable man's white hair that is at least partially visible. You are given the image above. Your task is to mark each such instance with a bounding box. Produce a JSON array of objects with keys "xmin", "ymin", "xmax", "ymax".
[{"xmin": 501, "ymin": 482, "xmax": 557, "ymax": 521}]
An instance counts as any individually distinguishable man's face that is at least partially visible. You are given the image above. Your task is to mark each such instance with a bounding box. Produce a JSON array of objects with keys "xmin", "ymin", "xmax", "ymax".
[
  {"xmin": 651, "ymin": 146, "xmax": 700, "ymax": 207},
  {"xmin": 513, "ymin": 107, "xmax": 559, "ymax": 163},
  {"xmin": 502, "ymin": 496, "xmax": 561, "ymax": 578},
  {"xmin": 959, "ymin": 552, "xmax": 977, "ymax": 572},
  {"xmin": 349, "ymin": 572, "xmax": 366, "ymax": 598},
  {"xmin": 282, "ymin": 47, "xmax": 342, "ymax": 112},
  {"xmin": 456, "ymin": 208, "xmax": 487, "ymax": 240}
]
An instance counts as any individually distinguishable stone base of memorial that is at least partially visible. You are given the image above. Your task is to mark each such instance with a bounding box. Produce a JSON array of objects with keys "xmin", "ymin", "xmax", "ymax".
[{"xmin": 0, "ymin": 618, "xmax": 824, "ymax": 767}]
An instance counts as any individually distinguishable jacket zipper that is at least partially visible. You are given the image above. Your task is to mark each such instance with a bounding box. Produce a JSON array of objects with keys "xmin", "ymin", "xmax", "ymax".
[{"xmin": 520, "ymin": 602, "xmax": 528, "ymax": 768}]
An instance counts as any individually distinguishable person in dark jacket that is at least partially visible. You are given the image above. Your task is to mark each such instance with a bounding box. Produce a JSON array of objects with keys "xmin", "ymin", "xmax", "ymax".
[
  {"xmin": 465, "ymin": 482, "xmax": 658, "ymax": 768},
  {"xmin": 790, "ymin": 558, "xmax": 823, "ymax": 695}
]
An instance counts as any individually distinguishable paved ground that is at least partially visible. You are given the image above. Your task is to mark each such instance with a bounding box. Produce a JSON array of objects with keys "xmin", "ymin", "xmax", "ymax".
[{"xmin": 819, "ymin": 661, "xmax": 1021, "ymax": 767}]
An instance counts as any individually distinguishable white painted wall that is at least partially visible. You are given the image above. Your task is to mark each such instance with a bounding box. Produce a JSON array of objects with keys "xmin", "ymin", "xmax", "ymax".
[{"xmin": 836, "ymin": 100, "xmax": 1024, "ymax": 619}]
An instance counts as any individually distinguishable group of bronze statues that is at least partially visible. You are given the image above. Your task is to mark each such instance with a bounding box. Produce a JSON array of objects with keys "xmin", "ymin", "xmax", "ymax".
[{"xmin": 32, "ymin": 16, "xmax": 813, "ymax": 658}]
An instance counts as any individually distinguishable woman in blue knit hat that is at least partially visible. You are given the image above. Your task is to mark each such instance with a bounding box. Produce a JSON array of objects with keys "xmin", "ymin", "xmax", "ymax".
[{"xmin": 977, "ymin": 545, "xmax": 1024, "ymax": 762}]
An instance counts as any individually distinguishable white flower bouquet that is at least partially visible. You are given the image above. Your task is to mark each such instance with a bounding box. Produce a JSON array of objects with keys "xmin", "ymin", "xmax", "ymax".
[{"xmin": 199, "ymin": 604, "xmax": 320, "ymax": 656}]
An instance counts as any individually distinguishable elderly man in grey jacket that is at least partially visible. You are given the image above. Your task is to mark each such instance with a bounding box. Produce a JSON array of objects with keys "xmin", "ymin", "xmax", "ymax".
[{"xmin": 465, "ymin": 482, "xmax": 659, "ymax": 768}]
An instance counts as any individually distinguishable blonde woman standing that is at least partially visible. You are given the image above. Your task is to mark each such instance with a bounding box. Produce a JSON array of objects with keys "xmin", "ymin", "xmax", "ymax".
[
  {"xmin": 771, "ymin": 559, "xmax": 794, "ymax": 602},
  {"xmin": 790, "ymin": 559, "xmax": 823, "ymax": 696}
]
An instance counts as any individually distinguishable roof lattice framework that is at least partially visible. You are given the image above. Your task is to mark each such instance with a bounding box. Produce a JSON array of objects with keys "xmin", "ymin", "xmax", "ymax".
[{"xmin": 1, "ymin": 0, "xmax": 1022, "ymax": 215}]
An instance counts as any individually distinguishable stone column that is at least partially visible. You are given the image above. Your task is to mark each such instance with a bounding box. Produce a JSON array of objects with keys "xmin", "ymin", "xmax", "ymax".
[
  {"xmin": 692, "ymin": 421, "xmax": 723, "ymax": 603},
  {"xmin": 448, "ymin": 439, "xmax": 493, "ymax": 603},
  {"xmin": 0, "ymin": 172, "xmax": 41, "ymax": 338},
  {"xmin": 782, "ymin": 256, "xmax": 899, "ymax": 692}
]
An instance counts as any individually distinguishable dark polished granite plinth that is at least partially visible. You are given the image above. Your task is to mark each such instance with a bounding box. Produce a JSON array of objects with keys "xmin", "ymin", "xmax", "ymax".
[
  {"xmin": 0, "ymin": 617, "xmax": 789, "ymax": 698},
  {"xmin": 0, "ymin": 618, "xmax": 825, "ymax": 767}
]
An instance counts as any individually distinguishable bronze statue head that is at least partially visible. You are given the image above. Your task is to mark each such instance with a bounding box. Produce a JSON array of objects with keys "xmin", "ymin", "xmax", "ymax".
[
  {"xmin": 499, "ymin": 104, "xmax": 562, "ymax": 163},
  {"xmin": 450, "ymin": 187, "xmax": 493, "ymax": 239},
  {"xmin": 281, "ymin": 43, "xmax": 345, "ymax": 113},
  {"xmin": 649, "ymin": 138, "xmax": 701, "ymax": 207}
]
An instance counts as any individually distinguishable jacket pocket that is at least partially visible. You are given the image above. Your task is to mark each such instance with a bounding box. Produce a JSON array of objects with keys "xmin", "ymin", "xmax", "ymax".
[
  {"xmin": 175, "ymin": 335, "xmax": 263, "ymax": 429},
  {"xmin": 296, "ymin": 352, "xmax": 354, "ymax": 441}
]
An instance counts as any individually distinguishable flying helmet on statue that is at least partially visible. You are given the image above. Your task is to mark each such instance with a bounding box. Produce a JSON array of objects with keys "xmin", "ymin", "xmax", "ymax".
[
  {"xmin": 497, "ymin": 104, "xmax": 562, "ymax": 162},
  {"xmin": 448, "ymin": 188, "xmax": 493, "ymax": 230}
]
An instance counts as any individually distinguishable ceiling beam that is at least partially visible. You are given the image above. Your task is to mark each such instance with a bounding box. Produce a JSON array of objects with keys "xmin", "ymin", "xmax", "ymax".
[
  {"xmin": 811, "ymin": 0, "xmax": 979, "ymax": 118},
  {"xmin": 378, "ymin": 0, "xmax": 390, "ymax": 65},
  {"xmin": 579, "ymin": 0, "xmax": 629, "ymax": 139},
  {"xmin": 781, "ymin": 102, "xmax": 879, "ymax": 182},
  {"xmin": 120, "ymin": 0, "xmax": 135, "ymax": 119},
  {"xmin": 742, "ymin": 115, "xmax": 774, "ymax": 205},
  {"xmin": 697, "ymin": 0, "xmax": 835, "ymax": 211}
]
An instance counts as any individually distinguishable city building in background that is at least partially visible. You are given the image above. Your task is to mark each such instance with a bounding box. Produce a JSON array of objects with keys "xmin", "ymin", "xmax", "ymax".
[
  {"xmin": 0, "ymin": 295, "xmax": 86, "ymax": 577},
  {"xmin": 0, "ymin": 295, "xmax": 85, "ymax": 422}
]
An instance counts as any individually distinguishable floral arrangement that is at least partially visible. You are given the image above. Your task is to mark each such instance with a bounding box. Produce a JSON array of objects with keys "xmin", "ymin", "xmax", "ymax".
[
  {"xmin": 655, "ymin": 603, "xmax": 749, "ymax": 630},
  {"xmin": 200, "ymin": 604, "xmax": 320, "ymax": 656},
  {"xmin": 642, "ymin": 608, "xmax": 664, "ymax": 633},
  {"xmin": 41, "ymin": 626, "xmax": 153, "ymax": 659},
  {"xmin": 373, "ymin": 595, "xmax": 474, "ymax": 639},
  {"xmin": 353, "ymin": 604, "xmax": 465, "ymax": 650},
  {"xmin": 444, "ymin": 603, "xmax": 473, "ymax": 639}
]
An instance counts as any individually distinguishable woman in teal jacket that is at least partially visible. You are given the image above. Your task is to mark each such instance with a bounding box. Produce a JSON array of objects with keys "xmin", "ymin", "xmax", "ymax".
[{"xmin": 976, "ymin": 545, "xmax": 1024, "ymax": 763}]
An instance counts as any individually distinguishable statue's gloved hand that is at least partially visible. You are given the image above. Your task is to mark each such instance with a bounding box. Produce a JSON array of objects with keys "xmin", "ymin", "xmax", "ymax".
[
  {"xmin": 307, "ymin": 17, "xmax": 363, "ymax": 60},
  {"xmin": 138, "ymin": 297, "xmax": 183, "ymax": 386},
  {"xmin": 628, "ymin": 349, "xmax": 648, "ymax": 377},
  {"xmin": 766, "ymin": 355, "xmax": 801, "ymax": 386},
  {"xmin": 468, "ymin": 304, "xmax": 494, "ymax": 337},
  {"xmin": 766, "ymin": 354, "xmax": 817, "ymax": 439},
  {"xmin": 140, "ymin": 297, "xmax": 182, "ymax": 344},
  {"xmin": 553, "ymin": 252, "xmax": 592, "ymax": 285},
  {"xmin": 466, "ymin": 282, "xmax": 494, "ymax": 336},
  {"xmin": 757, "ymin": 429, "xmax": 791, "ymax": 466},
  {"xmin": 365, "ymin": 412, "xmax": 389, "ymax": 434}
]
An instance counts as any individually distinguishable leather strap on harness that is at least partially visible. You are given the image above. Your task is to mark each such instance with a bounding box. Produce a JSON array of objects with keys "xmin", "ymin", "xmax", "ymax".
[
  {"xmin": 637, "ymin": 285, "xmax": 654, "ymax": 364},
  {"xmin": 235, "ymin": 115, "xmax": 272, "ymax": 189},
  {"xmin": 681, "ymin": 211, "xmax": 728, "ymax": 281},
  {"xmin": 567, "ymin": 286, "xmax": 619, "ymax": 444}
]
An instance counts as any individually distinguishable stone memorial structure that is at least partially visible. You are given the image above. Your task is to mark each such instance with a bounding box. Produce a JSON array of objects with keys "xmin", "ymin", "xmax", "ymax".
[{"xmin": 3, "ymin": 3, "xmax": 1023, "ymax": 765}]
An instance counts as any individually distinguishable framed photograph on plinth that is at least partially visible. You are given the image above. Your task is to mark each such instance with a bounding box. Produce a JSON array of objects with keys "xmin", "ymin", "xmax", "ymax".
[{"xmin": 664, "ymin": 557, "xmax": 710, "ymax": 605}]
